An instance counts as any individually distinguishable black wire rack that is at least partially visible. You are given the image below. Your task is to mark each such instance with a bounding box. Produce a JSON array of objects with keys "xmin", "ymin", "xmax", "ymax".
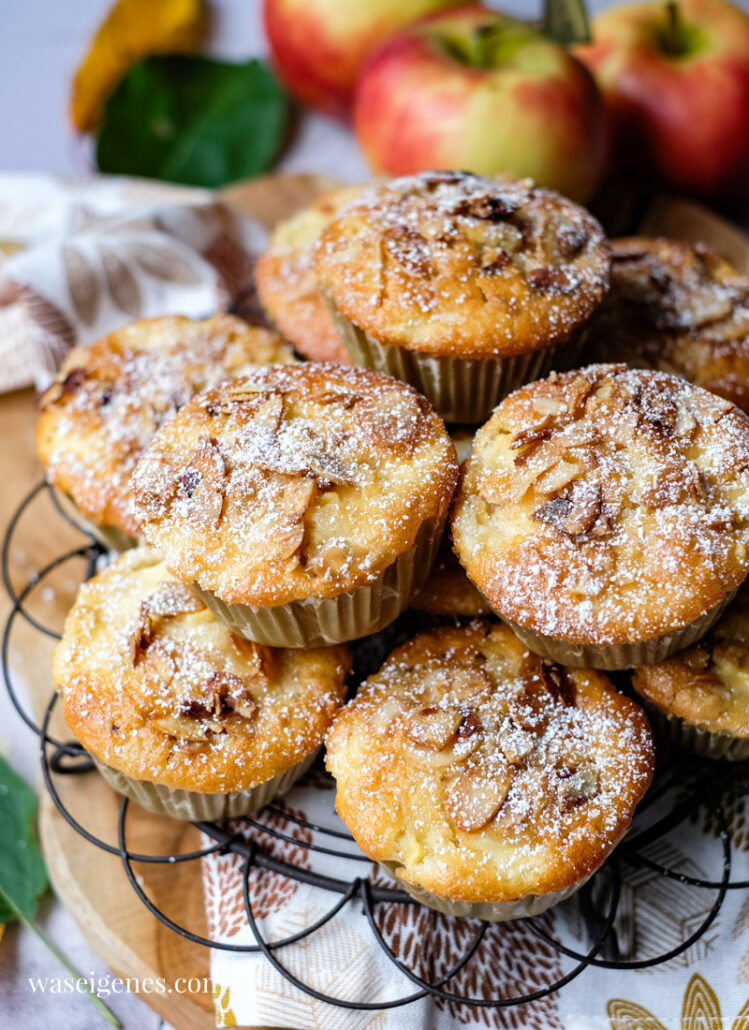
[{"xmin": 3, "ymin": 480, "xmax": 749, "ymax": 1015}]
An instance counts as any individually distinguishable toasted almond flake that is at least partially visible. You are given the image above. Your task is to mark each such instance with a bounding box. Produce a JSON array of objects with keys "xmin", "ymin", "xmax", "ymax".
[{"xmin": 446, "ymin": 763, "xmax": 513, "ymax": 832}]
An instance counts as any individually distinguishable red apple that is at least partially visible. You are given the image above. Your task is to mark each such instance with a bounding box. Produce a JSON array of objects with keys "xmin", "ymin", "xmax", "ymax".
[
  {"xmin": 575, "ymin": 0, "xmax": 749, "ymax": 202},
  {"xmin": 353, "ymin": 5, "xmax": 608, "ymax": 202},
  {"xmin": 263, "ymin": 0, "xmax": 464, "ymax": 120}
]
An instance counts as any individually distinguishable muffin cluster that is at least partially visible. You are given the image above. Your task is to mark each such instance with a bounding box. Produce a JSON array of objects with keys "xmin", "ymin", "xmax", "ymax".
[{"xmin": 43, "ymin": 170, "xmax": 749, "ymax": 919}]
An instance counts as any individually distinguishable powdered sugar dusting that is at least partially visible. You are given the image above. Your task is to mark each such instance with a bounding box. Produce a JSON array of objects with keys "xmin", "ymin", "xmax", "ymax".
[
  {"xmin": 132, "ymin": 363, "xmax": 458, "ymax": 605},
  {"xmin": 453, "ymin": 364, "xmax": 749, "ymax": 643},
  {"xmin": 36, "ymin": 315, "xmax": 294, "ymax": 536},
  {"xmin": 326, "ymin": 621, "xmax": 653, "ymax": 899},
  {"xmin": 53, "ymin": 547, "xmax": 350, "ymax": 792},
  {"xmin": 314, "ymin": 170, "xmax": 610, "ymax": 358}
]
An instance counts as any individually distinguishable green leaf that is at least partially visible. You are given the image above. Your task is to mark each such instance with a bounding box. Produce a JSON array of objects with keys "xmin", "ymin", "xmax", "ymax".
[
  {"xmin": 542, "ymin": 0, "xmax": 591, "ymax": 45},
  {"xmin": 0, "ymin": 757, "xmax": 120, "ymax": 1025},
  {"xmin": 0, "ymin": 756, "xmax": 48, "ymax": 924},
  {"xmin": 96, "ymin": 55, "xmax": 288, "ymax": 187}
]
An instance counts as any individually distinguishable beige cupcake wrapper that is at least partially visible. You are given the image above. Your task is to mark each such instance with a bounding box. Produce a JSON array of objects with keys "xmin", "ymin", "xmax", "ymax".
[
  {"xmin": 325, "ymin": 297, "xmax": 575, "ymax": 424},
  {"xmin": 378, "ymin": 861, "xmax": 592, "ymax": 922},
  {"xmin": 53, "ymin": 488, "xmax": 138, "ymax": 552},
  {"xmin": 500, "ymin": 588, "xmax": 738, "ymax": 671},
  {"xmin": 638, "ymin": 699, "xmax": 749, "ymax": 761},
  {"xmin": 91, "ymin": 747, "xmax": 319, "ymax": 821},
  {"xmin": 193, "ymin": 514, "xmax": 446, "ymax": 647}
]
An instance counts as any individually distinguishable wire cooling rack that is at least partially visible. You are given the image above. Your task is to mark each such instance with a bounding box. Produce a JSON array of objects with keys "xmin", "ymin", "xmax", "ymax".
[{"xmin": 3, "ymin": 479, "xmax": 749, "ymax": 1013}]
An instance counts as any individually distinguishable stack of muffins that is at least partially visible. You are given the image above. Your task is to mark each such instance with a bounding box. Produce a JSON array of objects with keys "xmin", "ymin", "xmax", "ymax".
[{"xmin": 44, "ymin": 170, "xmax": 749, "ymax": 922}]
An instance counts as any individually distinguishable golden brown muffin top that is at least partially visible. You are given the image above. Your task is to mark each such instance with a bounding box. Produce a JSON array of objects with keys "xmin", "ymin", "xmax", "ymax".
[
  {"xmin": 314, "ymin": 170, "xmax": 610, "ymax": 359},
  {"xmin": 36, "ymin": 314, "xmax": 294, "ymax": 537},
  {"xmin": 326, "ymin": 620, "xmax": 653, "ymax": 903},
  {"xmin": 586, "ymin": 237, "xmax": 749, "ymax": 413},
  {"xmin": 411, "ymin": 536, "xmax": 491, "ymax": 618},
  {"xmin": 255, "ymin": 186, "xmax": 363, "ymax": 364},
  {"xmin": 452, "ymin": 364, "xmax": 749, "ymax": 646},
  {"xmin": 54, "ymin": 548, "xmax": 350, "ymax": 793},
  {"xmin": 132, "ymin": 363, "xmax": 458, "ymax": 607},
  {"xmin": 632, "ymin": 588, "xmax": 749, "ymax": 739}
]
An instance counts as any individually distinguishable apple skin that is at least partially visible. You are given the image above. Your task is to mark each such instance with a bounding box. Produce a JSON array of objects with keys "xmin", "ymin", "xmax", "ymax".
[
  {"xmin": 575, "ymin": 0, "xmax": 749, "ymax": 202},
  {"xmin": 263, "ymin": 0, "xmax": 464, "ymax": 120},
  {"xmin": 352, "ymin": 5, "xmax": 608, "ymax": 202}
]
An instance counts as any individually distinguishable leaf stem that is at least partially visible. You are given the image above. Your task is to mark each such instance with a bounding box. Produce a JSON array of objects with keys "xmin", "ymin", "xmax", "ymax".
[
  {"xmin": 1, "ymin": 889, "xmax": 121, "ymax": 1027},
  {"xmin": 542, "ymin": 0, "xmax": 591, "ymax": 46},
  {"xmin": 660, "ymin": 1, "xmax": 687, "ymax": 55}
]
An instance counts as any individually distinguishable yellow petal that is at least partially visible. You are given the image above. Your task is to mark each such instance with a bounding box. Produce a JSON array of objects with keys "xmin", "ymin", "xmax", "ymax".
[
  {"xmin": 70, "ymin": 0, "xmax": 205, "ymax": 132},
  {"xmin": 682, "ymin": 974, "xmax": 722, "ymax": 1030}
]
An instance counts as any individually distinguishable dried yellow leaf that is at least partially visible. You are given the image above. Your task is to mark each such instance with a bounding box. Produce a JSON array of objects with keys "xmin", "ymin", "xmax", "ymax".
[{"xmin": 70, "ymin": 0, "xmax": 205, "ymax": 132}]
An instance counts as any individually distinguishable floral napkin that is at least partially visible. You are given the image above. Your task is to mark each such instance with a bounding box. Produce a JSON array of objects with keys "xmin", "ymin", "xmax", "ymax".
[
  {"xmin": 0, "ymin": 172, "xmax": 267, "ymax": 393},
  {"xmin": 199, "ymin": 763, "xmax": 749, "ymax": 1030}
]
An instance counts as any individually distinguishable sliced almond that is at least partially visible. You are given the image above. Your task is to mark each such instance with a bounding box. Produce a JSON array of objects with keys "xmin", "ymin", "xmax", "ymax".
[
  {"xmin": 146, "ymin": 582, "xmax": 205, "ymax": 619},
  {"xmin": 181, "ymin": 436, "xmax": 226, "ymax": 530},
  {"xmin": 446, "ymin": 763, "xmax": 513, "ymax": 832},
  {"xmin": 204, "ymin": 670, "xmax": 258, "ymax": 720},
  {"xmin": 267, "ymin": 476, "xmax": 317, "ymax": 562},
  {"xmin": 558, "ymin": 764, "xmax": 599, "ymax": 810},
  {"xmin": 149, "ymin": 713, "xmax": 221, "ymax": 742},
  {"xmin": 128, "ymin": 601, "xmax": 154, "ymax": 665},
  {"xmin": 403, "ymin": 707, "xmax": 462, "ymax": 750},
  {"xmin": 498, "ymin": 722, "xmax": 535, "ymax": 763}
]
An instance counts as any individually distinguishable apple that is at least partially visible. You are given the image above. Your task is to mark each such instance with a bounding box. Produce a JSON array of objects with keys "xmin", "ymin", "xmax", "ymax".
[
  {"xmin": 263, "ymin": 0, "xmax": 464, "ymax": 120},
  {"xmin": 575, "ymin": 0, "xmax": 749, "ymax": 202},
  {"xmin": 353, "ymin": 5, "xmax": 608, "ymax": 202}
]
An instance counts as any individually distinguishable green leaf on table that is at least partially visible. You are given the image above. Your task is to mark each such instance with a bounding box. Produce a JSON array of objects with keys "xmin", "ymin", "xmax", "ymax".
[
  {"xmin": 0, "ymin": 755, "xmax": 48, "ymax": 925},
  {"xmin": 0, "ymin": 756, "xmax": 120, "ymax": 1024},
  {"xmin": 542, "ymin": 0, "xmax": 591, "ymax": 45},
  {"xmin": 96, "ymin": 55, "xmax": 288, "ymax": 187}
]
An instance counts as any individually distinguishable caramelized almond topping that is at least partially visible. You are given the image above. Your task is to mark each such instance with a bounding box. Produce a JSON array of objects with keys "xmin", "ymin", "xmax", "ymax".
[
  {"xmin": 558, "ymin": 763, "xmax": 599, "ymax": 810},
  {"xmin": 446, "ymin": 763, "xmax": 513, "ymax": 832},
  {"xmin": 403, "ymin": 707, "xmax": 462, "ymax": 750},
  {"xmin": 180, "ymin": 436, "xmax": 226, "ymax": 530},
  {"xmin": 527, "ymin": 267, "xmax": 576, "ymax": 294},
  {"xmin": 203, "ymin": 670, "xmax": 258, "ymax": 720},
  {"xmin": 533, "ymin": 480, "xmax": 602, "ymax": 538},
  {"xmin": 541, "ymin": 663, "xmax": 577, "ymax": 707}
]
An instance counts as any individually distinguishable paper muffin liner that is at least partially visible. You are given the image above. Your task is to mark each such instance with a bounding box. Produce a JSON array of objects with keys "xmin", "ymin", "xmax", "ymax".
[
  {"xmin": 378, "ymin": 862, "xmax": 591, "ymax": 922},
  {"xmin": 637, "ymin": 699, "xmax": 749, "ymax": 761},
  {"xmin": 500, "ymin": 588, "xmax": 739, "ymax": 671},
  {"xmin": 193, "ymin": 514, "xmax": 446, "ymax": 648},
  {"xmin": 91, "ymin": 747, "xmax": 319, "ymax": 821},
  {"xmin": 53, "ymin": 488, "xmax": 138, "ymax": 552},
  {"xmin": 325, "ymin": 298, "xmax": 576, "ymax": 424}
]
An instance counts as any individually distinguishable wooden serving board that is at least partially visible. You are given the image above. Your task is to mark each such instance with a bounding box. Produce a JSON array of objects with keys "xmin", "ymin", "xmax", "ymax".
[{"xmin": 1, "ymin": 173, "xmax": 747, "ymax": 1030}]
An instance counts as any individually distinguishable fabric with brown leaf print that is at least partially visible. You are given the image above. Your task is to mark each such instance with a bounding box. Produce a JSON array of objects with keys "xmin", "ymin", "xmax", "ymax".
[
  {"xmin": 200, "ymin": 763, "xmax": 749, "ymax": 1030},
  {"xmin": 0, "ymin": 173, "xmax": 267, "ymax": 391}
]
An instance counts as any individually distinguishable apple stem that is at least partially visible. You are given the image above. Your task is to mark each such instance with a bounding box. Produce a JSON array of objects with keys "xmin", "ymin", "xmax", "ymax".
[
  {"xmin": 660, "ymin": 1, "xmax": 687, "ymax": 56},
  {"xmin": 542, "ymin": 0, "xmax": 591, "ymax": 46}
]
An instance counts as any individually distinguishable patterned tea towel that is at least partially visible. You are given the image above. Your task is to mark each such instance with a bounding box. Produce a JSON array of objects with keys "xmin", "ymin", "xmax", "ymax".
[
  {"xmin": 0, "ymin": 172, "xmax": 268, "ymax": 393},
  {"xmin": 200, "ymin": 764, "xmax": 749, "ymax": 1030}
]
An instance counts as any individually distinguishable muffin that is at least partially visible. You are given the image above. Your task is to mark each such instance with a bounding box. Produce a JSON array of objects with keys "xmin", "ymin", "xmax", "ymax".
[
  {"xmin": 132, "ymin": 363, "xmax": 458, "ymax": 647},
  {"xmin": 632, "ymin": 588, "xmax": 749, "ymax": 760},
  {"xmin": 314, "ymin": 170, "xmax": 610, "ymax": 422},
  {"xmin": 452, "ymin": 364, "xmax": 749, "ymax": 670},
  {"xmin": 255, "ymin": 185, "xmax": 363, "ymax": 364},
  {"xmin": 36, "ymin": 314, "xmax": 294, "ymax": 550},
  {"xmin": 326, "ymin": 620, "xmax": 654, "ymax": 920},
  {"xmin": 53, "ymin": 547, "xmax": 350, "ymax": 820},
  {"xmin": 584, "ymin": 237, "xmax": 749, "ymax": 413},
  {"xmin": 411, "ymin": 543, "xmax": 492, "ymax": 618}
]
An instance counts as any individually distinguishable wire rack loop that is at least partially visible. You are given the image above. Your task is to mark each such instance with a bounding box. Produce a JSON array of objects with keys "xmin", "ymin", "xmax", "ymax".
[{"xmin": 4, "ymin": 481, "xmax": 749, "ymax": 1012}]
